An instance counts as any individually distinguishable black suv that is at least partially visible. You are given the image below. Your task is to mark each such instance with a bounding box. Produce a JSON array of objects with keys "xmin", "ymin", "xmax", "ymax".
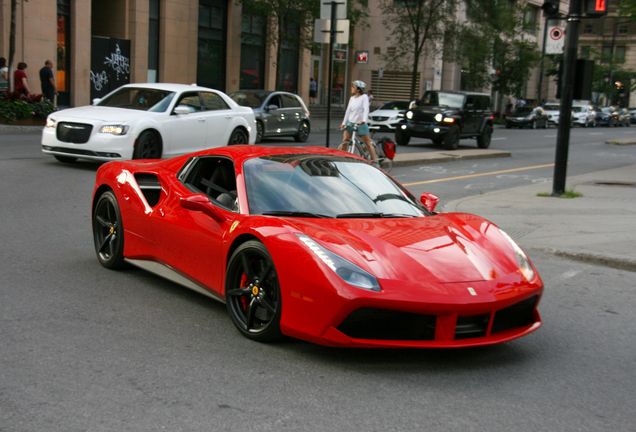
[{"xmin": 395, "ymin": 91, "xmax": 493, "ymax": 150}]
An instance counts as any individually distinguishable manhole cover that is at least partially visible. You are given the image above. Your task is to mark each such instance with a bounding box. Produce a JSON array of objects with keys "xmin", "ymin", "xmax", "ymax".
[{"xmin": 581, "ymin": 181, "xmax": 636, "ymax": 188}]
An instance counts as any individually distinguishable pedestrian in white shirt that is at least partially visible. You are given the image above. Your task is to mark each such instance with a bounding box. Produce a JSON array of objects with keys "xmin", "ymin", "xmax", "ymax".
[{"xmin": 339, "ymin": 80, "xmax": 378, "ymax": 164}]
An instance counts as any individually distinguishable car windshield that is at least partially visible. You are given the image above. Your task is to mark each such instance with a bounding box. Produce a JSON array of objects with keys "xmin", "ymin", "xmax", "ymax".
[
  {"xmin": 544, "ymin": 104, "xmax": 559, "ymax": 111},
  {"xmin": 572, "ymin": 107, "xmax": 582, "ymax": 112},
  {"xmin": 378, "ymin": 101, "xmax": 409, "ymax": 110},
  {"xmin": 512, "ymin": 107, "xmax": 534, "ymax": 116},
  {"xmin": 601, "ymin": 107, "xmax": 611, "ymax": 113},
  {"xmin": 243, "ymin": 155, "xmax": 426, "ymax": 218},
  {"xmin": 97, "ymin": 87, "xmax": 175, "ymax": 112},
  {"xmin": 228, "ymin": 91, "xmax": 268, "ymax": 108},
  {"xmin": 420, "ymin": 92, "xmax": 465, "ymax": 108}
]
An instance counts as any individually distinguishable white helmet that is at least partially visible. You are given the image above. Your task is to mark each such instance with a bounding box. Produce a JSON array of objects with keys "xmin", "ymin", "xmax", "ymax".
[{"xmin": 352, "ymin": 80, "xmax": 366, "ymax": 92}]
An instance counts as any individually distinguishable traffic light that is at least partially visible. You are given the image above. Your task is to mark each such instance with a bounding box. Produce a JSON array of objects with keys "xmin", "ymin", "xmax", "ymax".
[
  {"xmin": 542, "ymin": 0, "xmax": 560, "ymax": 17},
  {"xmin": 585, "ymin": 0, "xmax": 607, "ymax": 17}
]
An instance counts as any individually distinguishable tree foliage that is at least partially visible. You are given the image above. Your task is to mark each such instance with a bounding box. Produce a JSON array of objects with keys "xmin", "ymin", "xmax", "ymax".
[
  {"xmin": 617, "ymin": 0, "xmax": 636, "ymax": 19},
  {"xmin": 377, "ymin": 0, "xmax": 454, "ymax": 100}
]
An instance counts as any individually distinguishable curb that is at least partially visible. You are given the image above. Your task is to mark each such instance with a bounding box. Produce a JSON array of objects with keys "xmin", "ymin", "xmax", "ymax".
[
  {"xmin": 605, "ymin": 138, "xmax": 636, "ymax": 146},
  {"xmin": 0, "ymin": 125, "xmax": 44, "ymax": 133},
  {"xmin": 528, "ymin": 247, "xmax": 636, "ymax": 273}
]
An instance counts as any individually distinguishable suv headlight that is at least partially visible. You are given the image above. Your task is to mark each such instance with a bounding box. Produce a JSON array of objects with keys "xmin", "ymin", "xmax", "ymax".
[
  {"xmin": 434, "ymin": 113, "xmax": 443, "ymax": 122},
  {"xmin": 100, "ymin": 125, "xmax": 129, "ymax": 135},
  {"xmin": 296, "ymin": 234, "xmax": 381, "ymax": 292},
  {"xmin": 406, "ymin": 111, "xmax": 413, "ymax": 120},
  {"xmin": 499, "ymin": 229, "xmax": 535, "ymax": 282}
]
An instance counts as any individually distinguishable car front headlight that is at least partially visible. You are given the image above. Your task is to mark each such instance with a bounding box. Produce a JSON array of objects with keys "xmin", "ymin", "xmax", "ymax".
[
  {"xmin": 100, "ymin": 125, "xmax": 129, "ymax": 135},
  {"xmin": 46, "ymin": 118, "xmax": 56, "ymax": 128},
  {"xmin": 499, "ymin": 229, "xmax": 535, "ymax": 282},
  {"xmin": 296, "ymin": 234, "xmax": 380, "ymax": 292},
  {"xmin": 434, "ymin": 113, "xmax": 443, "ymax": 122},
  {"xmin": 406, "ymin": 111, "xmax": 413, "ymax": 120}
]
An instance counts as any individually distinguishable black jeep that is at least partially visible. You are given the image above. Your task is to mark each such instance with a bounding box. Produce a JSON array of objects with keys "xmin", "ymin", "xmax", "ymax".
[{"xmin": 395, "ymin": 91, "xmax": 493, "ymax": 150}]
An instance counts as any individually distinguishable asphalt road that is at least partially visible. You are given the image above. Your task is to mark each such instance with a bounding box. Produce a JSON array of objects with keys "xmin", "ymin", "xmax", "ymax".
[{"xmin": 1, "ymin": 128, "xmax": 635, "ymax": 431}]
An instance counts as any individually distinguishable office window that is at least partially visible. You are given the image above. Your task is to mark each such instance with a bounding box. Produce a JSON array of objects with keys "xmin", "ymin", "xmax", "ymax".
[
  {"xmin": 148, "ymin": 0, "xmax": 160, "ymax": 82},
  {"xmin": 240, "ymin": 10, "xmax": 266, "ymax": 89},
  {"xmin": 616, "ymin": 46, "xmax": 626, "ymax": 63},
  {"xmin": 198, "ymin": 0, "xmax": 227, "ymax": 91}
]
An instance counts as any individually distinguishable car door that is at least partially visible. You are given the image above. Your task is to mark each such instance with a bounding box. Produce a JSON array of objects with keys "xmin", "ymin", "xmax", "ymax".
[
  {"xmin": 200, "ymin": 91, "xmax": 234, "ymax": 148},
  {"xmin": 463, "ymin": 96, "xmax": 477, "ymax": 134},
  {"xmin": 280, "ymin": 93, "xmax": 302, "ymax": 134},
  {"xmin": 262, "ymin": 94, "xmax": 285, "ymax": 136},
  {"xmin": 150, "ymin": 156, "xmax": 238, "ymax": 293},
  {"xmin": 161, "ymin": 92, "xmax": 208, "ymax": 156}
]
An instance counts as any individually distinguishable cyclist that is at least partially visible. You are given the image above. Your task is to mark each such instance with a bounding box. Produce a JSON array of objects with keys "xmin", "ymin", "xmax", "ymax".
[{"xmin": 339, "ymin": 80, "xmax": 378, "ymax": 165}]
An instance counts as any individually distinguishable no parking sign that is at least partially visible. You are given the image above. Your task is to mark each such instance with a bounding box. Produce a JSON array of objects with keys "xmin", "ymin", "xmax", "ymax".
[{"xmin": 546, "ymin": 26, "xmax": 565, "ymax": 54}]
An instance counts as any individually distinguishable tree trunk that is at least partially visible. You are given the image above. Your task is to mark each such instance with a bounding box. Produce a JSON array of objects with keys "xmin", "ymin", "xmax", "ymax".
[
  {"xmin": 9, "ymin": 0, "xmax": 18, "ymax": 91},
  {"xmin": 411, "ymin": 50, "xmax": 420, "ymax": 101},
  {"xmin": 276, "ymin": 15, "xmax": 285, "ymax": 91}
]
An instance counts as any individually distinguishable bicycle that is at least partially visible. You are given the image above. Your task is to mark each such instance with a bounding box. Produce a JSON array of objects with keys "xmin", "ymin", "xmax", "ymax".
[{"xmin": 339, "ymin": 125, "xmax": 393, "ymax": 172}]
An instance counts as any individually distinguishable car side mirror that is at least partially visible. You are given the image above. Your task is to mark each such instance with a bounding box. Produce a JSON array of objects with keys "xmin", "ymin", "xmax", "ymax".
[
  {"xmin": 179, "ymin": 194, "xmax": 226, "ymax": 223},
  {"xmin": 420, "ymin": 193, "xmax": 440, "ymax": 213},
  {"xmin": 174, "ymin": 106, "xmax": 191, "ymax": 115},
  {"xmin": 267, "ymin": 104, "xmax": 279, "ymax": 110},
  {"xmin": 92, "ymin": 98, "xmax": 102, "ymax": 105}
]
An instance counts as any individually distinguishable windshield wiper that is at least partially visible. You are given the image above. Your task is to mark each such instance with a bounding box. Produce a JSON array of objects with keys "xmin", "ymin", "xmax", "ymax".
[
  {"xmin": 261, "ymin": 211, "xmax": 332, "ymax": 218},
  {"xmin": 336, "ymin": 212, "xmax": 417, "ymax": 218}
]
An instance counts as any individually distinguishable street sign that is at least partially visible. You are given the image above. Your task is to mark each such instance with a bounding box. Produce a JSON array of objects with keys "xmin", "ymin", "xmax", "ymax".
[
  {"xmin": 313, "ymin": 19, "xmax": 350, "ymax": 44},
  {"xmin": 321, "ymin": 0, "xmax": 347, "ymax": 20},
  {"xmin": 356, "ymin": 51, "xmax": 368, "ymax": 63},
  {"xmin": 546, "ymin": 26, "xmax": 565, "ymax": 54}
]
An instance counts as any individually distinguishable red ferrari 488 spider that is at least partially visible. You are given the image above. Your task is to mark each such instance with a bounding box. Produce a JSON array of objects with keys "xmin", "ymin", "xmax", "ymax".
[{"xmin": 92, "ymin": 145, "xmax": 543, "ymax": 348}]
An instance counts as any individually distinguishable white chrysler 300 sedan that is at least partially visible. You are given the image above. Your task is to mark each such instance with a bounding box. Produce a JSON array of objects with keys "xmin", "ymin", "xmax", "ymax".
[{"xmin": 42, "ymin": 83, "xmax": 256, "ymax": 163}]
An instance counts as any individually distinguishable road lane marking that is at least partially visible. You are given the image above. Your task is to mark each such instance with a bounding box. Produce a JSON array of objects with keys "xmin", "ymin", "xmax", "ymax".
[
  {"xmin": 590, "ymin": 133, "xmax": 603, "ymax": 135},
  {"xmin": 544, "ymin": 134, "xmax": 557, "ymax": 137},
  {"xmin": 491, "ymin": 137, "xmax": 506, "ymax": 140},
  {"xmin": 403, "ymin": 164, "xmax": 555, "ymax": 186}
]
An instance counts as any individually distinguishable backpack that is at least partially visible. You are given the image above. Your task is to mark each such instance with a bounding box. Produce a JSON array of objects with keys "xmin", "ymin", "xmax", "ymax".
[{"xmin": 379, "ymin": 137, "xmax": 396, "ymax": 160}]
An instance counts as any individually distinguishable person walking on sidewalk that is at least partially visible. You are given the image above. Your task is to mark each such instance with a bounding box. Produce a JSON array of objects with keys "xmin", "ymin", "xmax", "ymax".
[
  {"xmin": 14, "ymin": 62, "xmax": 30, "ymax": 95},
  {"xmin": 0, "ymin": 57, "xmax": 8, "ymax": 93},
  {"xmin": 339, "ymin": 80, "xmax": 378, "ymax": 165},
  {"xmin": 309, "ymin": 77, "xmax": 317, "ymax": 104},
  {"xmin": 39, "ymin": 60, "xmax": 57, "ymax": 103}
]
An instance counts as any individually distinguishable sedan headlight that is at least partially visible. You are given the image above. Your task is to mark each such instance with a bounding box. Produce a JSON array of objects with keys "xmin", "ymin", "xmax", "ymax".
[
  {"xmin": 296, "ymin": 234, "xmax": 381, "ymax": 292},
  {"xmin": 100, "ymin": 125, "xmax": 129, "ymax": 135},
  {"xmin": 499, "ymin": 229, "xmax": 535, "ymax": 282},
  {"xmin": 406, "ymin": 111, "xmax": 413, "ymax": 120},
  {"xmin": 46, "ymin": 118, "xmax": 56, "ymax": 128}
]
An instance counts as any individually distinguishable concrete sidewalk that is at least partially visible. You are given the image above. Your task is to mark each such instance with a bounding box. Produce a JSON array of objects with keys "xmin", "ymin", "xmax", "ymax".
[{"xmin": 442, "ymin": 165, "xmax": 636, "ymax": 272}]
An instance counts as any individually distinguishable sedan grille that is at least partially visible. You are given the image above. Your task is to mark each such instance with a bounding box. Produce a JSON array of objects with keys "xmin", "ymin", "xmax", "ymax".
[
  {"xmin": 57, "ymin": 122, "xmax": 93, "ymax": 144},
  {"xmin": 370, "ymin": 116, "xmax": 389, "ymax": 121}
]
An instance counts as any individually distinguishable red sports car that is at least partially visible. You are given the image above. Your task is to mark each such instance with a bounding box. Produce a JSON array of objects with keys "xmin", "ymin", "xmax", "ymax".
[{"xmin": 92, "ymin": 145, "xmax": 543, "ymax": 348}]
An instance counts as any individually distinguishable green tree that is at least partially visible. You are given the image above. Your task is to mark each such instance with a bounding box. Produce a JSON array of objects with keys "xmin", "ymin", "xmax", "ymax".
[
  {"xmin": 236, "ymin": 0, "xmax": 319, "ymax": 90},
  {"xmin": 618, "ymin": 0, "xmax": 636, "ymax": 19},
  {"xmin": 586, "ymin": 48, "xmax": 636, "ymax": 104},
  {"xmin": 377, "ymin": 0, "xmax": 455, "ymax": 101}
]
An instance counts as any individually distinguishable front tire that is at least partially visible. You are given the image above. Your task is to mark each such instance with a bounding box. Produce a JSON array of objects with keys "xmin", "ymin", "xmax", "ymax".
[
  {"xmin": 444, "ymin": 125, "xmax": 460, "ymax": 150},
  {"xmin": 225, "ymin": 241, "xmax": 283, "ymax": 342},
  {"xmin": 93, "ymin": 191, "xmax": 126, "ymax": 269},
  {"xmin": 228, "ymin": 128, "xmax": 248, "ymax": 145},
  {"xmin": 294, "ymin": 120, "xmax": 310, "ymax": 142},
  {"xmin": 476, "ymin": 124, "xmax": 492, "ymax": 149},
  {"xmin": 395, "ymin": 128, "xmax": 410, "ymax": 146},
  {"xmin": 255, "ymin": 121, "xmax": 263, "ymax": 144},
  {"xmin": 134, "ymin": 130, "xmax": 162, "ymax": 159}
]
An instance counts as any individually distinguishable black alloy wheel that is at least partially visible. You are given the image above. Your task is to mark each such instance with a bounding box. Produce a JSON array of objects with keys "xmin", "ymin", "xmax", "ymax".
[
  {"xmin": 228, "ymin": 128, "xmax": 248, "ymax": 145},
  {"xmin": 444, "ymin": 125, "xmax": 460, "ymax": 150},
  {"xmin": 134, "ymin": 130, "xmax": 162, "ymax": 159},
  {"xmin": 476, "ymin": 124, "xmax": 492, "ymax": 149},
  {"xmin": 93, "ymin": 191, "xmax": 126, "ymax": 269},
  {"xmin": 255, "ymin": 121, "xmax": 263, "ymax": 144},
  {"xmin": 54, "ymin": 155, "xmax": 78, "ymax": 163},
  {"xmin": 395, "ymin": 128, "xmax": 410, "ymax": 146},
  {"xmin": 294, "ymin": 121, "xmax": 310, "ymax": 142},
  {"xmin": 225, "ymin": 241, "xmax": 283, "ymax": 342}
]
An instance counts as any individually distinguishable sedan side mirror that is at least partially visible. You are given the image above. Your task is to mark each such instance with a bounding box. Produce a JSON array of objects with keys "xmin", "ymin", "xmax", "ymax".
[
  {"xmin": 92, "ymin": 98, "xmax": 102, "ymax": 105},
  {"xmin": 174, "ymin": 106, "xmax": 191, "ymax": 115},
  {"xmin": 420, "ymin": 193, "xmax": 440, "ymax": 213},
  {"xmin": 179, "ymin": 194, "xmax": 226, "ymax": 223},
  {"xmin": 267, "ymin": 104, "xmax": 279, "ymax": 110}
]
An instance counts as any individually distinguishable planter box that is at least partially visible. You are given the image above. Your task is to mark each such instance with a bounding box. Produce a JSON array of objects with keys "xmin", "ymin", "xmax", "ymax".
[{"xmin": 0, "ymin": 116, "xmax": 46, "ymax": 126}]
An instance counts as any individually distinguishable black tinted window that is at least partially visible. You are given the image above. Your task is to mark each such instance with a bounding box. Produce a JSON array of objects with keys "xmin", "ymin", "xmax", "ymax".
[
  {"xmin": 201, "ymin": 92, "xmax": 230, "ymax": 110},
  {"xmin": 281, "ymin": 94, "xmax": 301, "ymax": 108}
]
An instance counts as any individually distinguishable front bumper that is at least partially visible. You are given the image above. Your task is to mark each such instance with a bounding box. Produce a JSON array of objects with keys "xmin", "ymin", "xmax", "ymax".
[
  {"xmin": 42, "ymin": 124, "xmax": 135, "ymax": 161},
  {"xmin": 397, "ymin": 122, "xmax": 450, "ymax": 139},
  {"xmin": 506, "ymin": 118, "xmax": 532, "ymax": 127}
]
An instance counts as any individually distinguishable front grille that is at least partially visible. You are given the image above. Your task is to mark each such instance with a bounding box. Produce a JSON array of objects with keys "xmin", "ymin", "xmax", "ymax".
[
  {"xmin": 337, "ymin": 308, "xmax": 436, "ymax": 341},
  {"xmin": 371, "ymin": 116, "xmax": 389, "ymax": 121},
  {"xmin": 411, "ymin": 111, "xmax": 437, "ymax": 122},
  {"xmin": 491, "ymin": 295, "xmax": 538, "ymax": 334},
  {"xmin": 56, "ymin": 122, "xmax": 93, "ymax": 144},
  {"xmin": 455, "ymin": 314, "xmax": 489, "ymax": 339}
]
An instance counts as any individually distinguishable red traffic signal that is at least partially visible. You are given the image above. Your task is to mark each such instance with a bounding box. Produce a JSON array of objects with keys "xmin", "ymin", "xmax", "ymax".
[{"xmin": 585, "ymin": 0, "xmax": 607, "ymax": 16}]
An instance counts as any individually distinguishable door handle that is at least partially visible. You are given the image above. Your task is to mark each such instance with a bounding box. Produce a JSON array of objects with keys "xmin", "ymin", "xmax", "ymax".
[
  {"xmin": 225, "ymin": 115, "xmax": 232, "ymax": 119},
  {"xmin": 198, "ymin": 118, "xmax": 205, "ymax": 122}
]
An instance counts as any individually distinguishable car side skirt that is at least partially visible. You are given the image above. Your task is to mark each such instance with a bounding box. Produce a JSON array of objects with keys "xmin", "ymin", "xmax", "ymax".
[{"xmin": 126, "ymin": 258, "xmax": 225, "ymax": 303}]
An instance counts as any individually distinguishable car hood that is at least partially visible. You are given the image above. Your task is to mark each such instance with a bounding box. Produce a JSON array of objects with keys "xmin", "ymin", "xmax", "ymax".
[
  {"xmin": 290, "ymin": 213, "xmax": 520, "ymax": 284},
  {"xmin": 370, "ymin": 109, "xmax": 404, "ymax": 116},
  {"xmin": 52, "ymin": 106, "xmax": 159, "ymax": 122}
]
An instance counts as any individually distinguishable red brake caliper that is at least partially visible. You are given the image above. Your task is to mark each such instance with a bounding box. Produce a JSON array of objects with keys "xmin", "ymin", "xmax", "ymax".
[{"xmin": 240, "ymin": 273, "xmax": 249, "ymax": 311}]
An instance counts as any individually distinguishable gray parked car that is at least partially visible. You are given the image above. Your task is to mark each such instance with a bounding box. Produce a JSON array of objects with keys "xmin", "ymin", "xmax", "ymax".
[{"xmin": 229, "ymin": 90, "xmax": 311, "ymax": 143}]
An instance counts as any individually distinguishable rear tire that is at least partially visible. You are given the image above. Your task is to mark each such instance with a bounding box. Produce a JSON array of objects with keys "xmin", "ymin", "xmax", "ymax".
[
  {"xmin": 134, "ymin": 130, "xmax": 162, "ymax": 159},
  {"xmin": 444, "ymin": 125, "xmax": 460, "ymax": 150},
  {"xmin": 380, "ymin": 157, "xmax": 393, "ymax": 173},
  {"xmin": 476, "ymin": 124, "xmax": 492, "ymax": 149},
  {"xmin": 294, "ymin": 121, "xmax": 310, "ymax": 142},
  {"xmin": 228, "ymin": 128, "xmax": 249, "ymax": 145},
  {"xmin": 255, "ymin": 121, "xmax": 263, "ymax": 144}
]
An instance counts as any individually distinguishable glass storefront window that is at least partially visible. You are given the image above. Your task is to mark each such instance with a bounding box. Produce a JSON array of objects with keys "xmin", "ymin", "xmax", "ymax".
[
  {"xmin": 279, "ymin": 22, "xmax": 299, "ymax": 93},
  {"xmin": 240, "ymin": 11, "xmax": 266, "ymax": 89},
  {"xmin": 198, "ymin": 0, "xmax": 227, "ymax": 91}
]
